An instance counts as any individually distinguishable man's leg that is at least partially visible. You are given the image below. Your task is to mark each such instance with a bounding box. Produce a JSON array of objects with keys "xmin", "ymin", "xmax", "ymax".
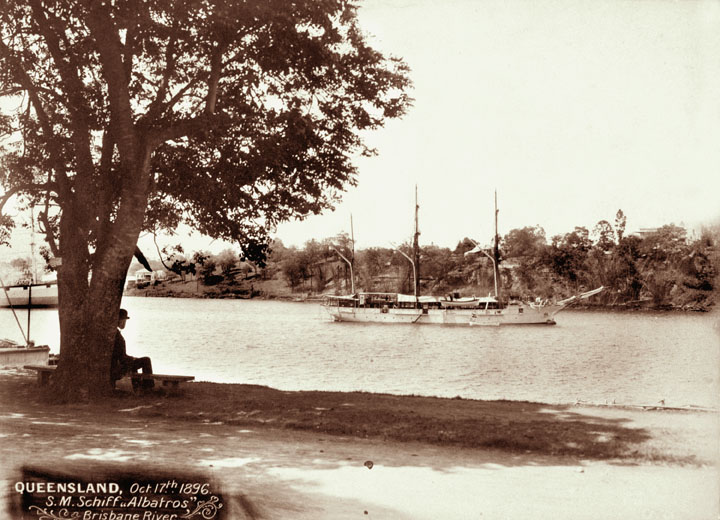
[
  {"xmin": 131, "ymin": 357, "xmax": 153, "ymax": 374},
  {"xmin": 130, "ymin": 357, "xmax": 154, "ymax": 389}
]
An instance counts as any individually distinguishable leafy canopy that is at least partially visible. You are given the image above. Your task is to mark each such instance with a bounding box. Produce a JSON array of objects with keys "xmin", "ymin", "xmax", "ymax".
[{"xmin": 0, "ymin": 0, "xmax": 411, "ymax": 264}]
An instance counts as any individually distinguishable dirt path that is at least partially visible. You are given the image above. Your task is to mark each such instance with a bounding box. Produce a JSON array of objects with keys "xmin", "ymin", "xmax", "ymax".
[{"xmin": 1, "ymin": 370, "xmax": 718, "ymax": 519}]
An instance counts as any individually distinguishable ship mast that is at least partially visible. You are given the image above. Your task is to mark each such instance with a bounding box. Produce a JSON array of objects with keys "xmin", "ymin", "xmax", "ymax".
[
  {"xmin": 493, "ymin": 190, "xmax": 501, "ymax": 301},
  {"xmin": 350, "ymin": 213, "xmax": 356, "ymax": 293},
  {"xmin": 28, "ymin": 204, "xmax": 36, "ymax": 339},
  {"xmin": 412, "ymin": 185, "xmax": 420, "ymax": 306}
]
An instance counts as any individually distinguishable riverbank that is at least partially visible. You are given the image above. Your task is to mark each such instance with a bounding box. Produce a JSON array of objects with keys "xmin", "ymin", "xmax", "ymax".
[
  {"xmin": 1, "ymin": 369, "xmax": 718, "ymax": 518},
  {"xmin": 125, "ymin": 277, "xmax": 717, "ymax": 312}
]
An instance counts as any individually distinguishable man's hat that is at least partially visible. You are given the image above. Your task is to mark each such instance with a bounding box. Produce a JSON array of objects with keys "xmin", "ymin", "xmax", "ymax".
[{"xmin": 119, "ymin": 309, "xmax": 130, "ymax": 320}]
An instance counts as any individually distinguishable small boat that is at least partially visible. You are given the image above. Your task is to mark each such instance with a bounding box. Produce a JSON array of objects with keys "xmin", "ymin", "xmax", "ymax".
[{"xmin": 440, "ymin": 296, "xmax": 488, "ymax": 308}]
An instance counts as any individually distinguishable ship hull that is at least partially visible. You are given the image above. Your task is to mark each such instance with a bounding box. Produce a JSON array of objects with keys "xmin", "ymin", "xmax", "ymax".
[
  {"xmin": 324, "ymin": 304, "xmax": 563, "ymax": 325},
  {"xmin": 0, "ymin": 283, "xmax": 59, "ymax": 308}
]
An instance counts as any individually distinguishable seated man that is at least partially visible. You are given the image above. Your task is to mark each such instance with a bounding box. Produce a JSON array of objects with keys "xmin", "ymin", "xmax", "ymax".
[{"xmin": 111, "ymin": 308, "xmax": 154, "ymax": 390}]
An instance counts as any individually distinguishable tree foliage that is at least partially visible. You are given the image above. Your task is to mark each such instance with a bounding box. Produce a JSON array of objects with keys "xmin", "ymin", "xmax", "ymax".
[
  {"xmin": 0, "ymin": 0, "xmax": 411, "ymax": 260},
  {"xmin": 262, "ymin": 213, "xmax": 717, "ymax": 310},
  {"xmin": 0, "ymin": 0, "xmax": 411, "ymax": 400}
]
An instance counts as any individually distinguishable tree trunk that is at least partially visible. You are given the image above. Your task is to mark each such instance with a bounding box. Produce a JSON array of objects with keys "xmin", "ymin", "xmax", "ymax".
[
  {"xmin": 50, "ymin": 228, "xmax": 141, "ymax": 401},
  {"xmin": 49, "ymin": 157, "xmax": 150, "ymax": 401}
]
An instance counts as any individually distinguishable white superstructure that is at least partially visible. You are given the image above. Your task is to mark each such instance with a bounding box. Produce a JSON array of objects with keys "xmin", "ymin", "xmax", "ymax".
[{"xmin": 323, "ymin": 292, "xmax": 572, "ymax": 326}]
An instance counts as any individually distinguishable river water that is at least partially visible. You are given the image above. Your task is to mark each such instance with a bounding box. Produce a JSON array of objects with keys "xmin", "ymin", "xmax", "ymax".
[{"xmin": 2, "ymin": 297, "xmax": 719, "ymax": 408}]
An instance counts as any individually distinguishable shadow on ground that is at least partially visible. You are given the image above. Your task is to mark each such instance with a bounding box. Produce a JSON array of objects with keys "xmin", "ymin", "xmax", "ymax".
[
  {"xmin": 3, "ymin": 368, "xmax": 719, "ymax": 520},
  {"xmin": 2, "ymin": 370, "xmax": 711, "ymax": 467}
]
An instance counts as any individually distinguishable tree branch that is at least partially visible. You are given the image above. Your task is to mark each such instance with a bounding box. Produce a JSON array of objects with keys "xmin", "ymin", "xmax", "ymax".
[
  {"xmin": 38, "ymin": 203, "xmax": 60, "ymax": 257},
  {"xmin": 28, "ymin": 0, "xmax": 95, "ymax": 180},
  {"xmin": 151, "ymin": 112, "xmax": 227, "ymax": 146},
  {"xmin": 152, "ymin": 47, "xmax": 242, "ymax": 122},
  {"xmin": 205, "ymin": 43, "xmax": 225, "ymax": 115},
  {"xmin": 85, "ymin": 5, "xmax": 137, "ymax": 170},
  {"xmin": 95, "ymin": 128, "xmax": 115, "ymax": 233},
  {"xmin": 144, "ymin": 22, "xmax": 180, "ymax": 121},
  {"xmin": 0, "ymin": 182, "xmax": 58, "ymax": 214},
  {"xmin": 152, "ymin": 231, "xmax": 173, "ymax": 271},
  {"xmin": 0, "ymin": 37, "xmax": 72, "ymax": 200}
]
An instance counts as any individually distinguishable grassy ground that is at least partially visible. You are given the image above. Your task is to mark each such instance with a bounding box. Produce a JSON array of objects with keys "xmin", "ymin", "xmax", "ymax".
[
  {"xmin": 3, "ymin": 369, "xmax": 718, "ymax": 519},
  {"xmin": 4, "ymin": 370, "xmax": 716, "ymax": 466}
]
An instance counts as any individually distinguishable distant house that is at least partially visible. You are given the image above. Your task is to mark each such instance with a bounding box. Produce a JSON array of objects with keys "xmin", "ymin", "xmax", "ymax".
[
  {"xmin": 500, "ymin": 258, "xmax": 520, "ymax": 270},
  {"xmin": 135, "ymin": 269, "xmax": 153, "ymax": 284},
  {"xmin": 631, "ymin": 228, "xmax": 659, "ymax": 238},
  {"xmin": 131, "ymin": 269, "xmax": 166, "ymax": 287}
]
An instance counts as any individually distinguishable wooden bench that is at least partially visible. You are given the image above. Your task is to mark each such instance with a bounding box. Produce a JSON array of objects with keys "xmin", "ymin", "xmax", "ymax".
[
  {"xmin": 130, "ymin": 373, "xmax": 195, "ymax": 394},
  {"xmin": 24, "ymin": 364, "xmax": 56, "ymax": 386},
  {"xmin": 24, "ymin": 365, "xmax": 194, "ymax": 393}
]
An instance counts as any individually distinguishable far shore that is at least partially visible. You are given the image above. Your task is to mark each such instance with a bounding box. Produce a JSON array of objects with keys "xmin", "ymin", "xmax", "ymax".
[{"xmin": 123, "ymin": 278, "xmax": 715, "ymax": 313}]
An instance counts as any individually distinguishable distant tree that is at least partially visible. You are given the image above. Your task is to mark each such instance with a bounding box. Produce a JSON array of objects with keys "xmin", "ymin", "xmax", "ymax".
[
  {"xmin": 191, "ymin": 250, "xmax": 211, "ymax": 268},
  {"xmin": 547, "ymin": 227, "xmax": 592, "ymax": 286},
  {"xmin": 612, "ymin": 235, "xmax": 643, "ymax": 300},
  {"xmin": 642, "ymin": 268, "xmax": 678, "ymax": 306},
  {"xmin": 260, "ymin": 239, "xmax": 288, "ymax": 280},
  {"xmin": 9, "ymin": 257, "xmax": 32, "ymax": 283},
  {"xmin": 500, "ymin": 226, "xmax": 548, "ymax": 293},
  {"xmin": 0, "ymin": 0, "xmax": 410, "ymax": 399},
  {"xmin": 198, "ymin": 256, "xmax": 220, "ymax": 285},
  {"xmin": 303, "ymin": 239, "xmax": 333, "ymax": 292},
  {"xmin": 324, "ymin": 232, "xmax": 353, "ymax": 291},
  {"xmin": 356, "ymin": 247, "xmax": 394, "ymax": 290},
  {"xmin": 192, "ymin": 250, "xmax": 218, "ymax": 284},
  {"xmin": 592, "ymin": 220, "xmax": 615, "ymax": 251},
  {"xmin": 418, "ymin": 245, "xmax": 453, "ymax": 287},
  {"xmin": 615, "ymin": 210, "xmax": 627, "ymax": 242},
  {"xmin": 0, "ymin": 214, "xmax": 13, "ymax": 246},
  {"xmin": 679, "ymin": 248, "xmax": 715, "ymax": 292},
  {"xmin": 169, "ymin": 257, "xmax": 195, "ymax": 282},
  {"xmin": 453, "ymin": 237, "xmax": 476, "ymax": 256},
  {"xmin": 282, "ymin": 250, "xmax": 308, "ymax": 290},
  {"xmin": 502, "ymin": 226, "xmax": 546, "ymax": 258},
  {"xmin": 215, "ymin": 248, "xmax": 239, "ymax": 280},
  {"xmin": 640, "ymin": 224, "xmax": 688, "ymax": 261},
  {"xmin": 266, "ymin": 239, "xmax": 289, "ymax": 263},
  {"xmin": 697, "ymin": 222, "xmax": 720, "ymax": 249}
]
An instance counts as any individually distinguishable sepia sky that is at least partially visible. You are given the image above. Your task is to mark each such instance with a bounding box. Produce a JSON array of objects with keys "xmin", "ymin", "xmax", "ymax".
[
  {"xmin": 2, "ymin": 0, "xmax": 720, "ymax": 259},
  {"xmin": 274, "ymin": 0, "xmax": 720, "ymax": 249}
]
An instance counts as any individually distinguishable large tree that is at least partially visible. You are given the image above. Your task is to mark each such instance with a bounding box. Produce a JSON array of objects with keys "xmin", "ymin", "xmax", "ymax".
[{"xmin": 0, "ymin": 0, "xmax": 411, "ymax": 400}]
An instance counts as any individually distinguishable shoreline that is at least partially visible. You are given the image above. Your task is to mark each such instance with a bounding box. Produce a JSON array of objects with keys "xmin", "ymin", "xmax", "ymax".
[{"xmin": 124, "ymin": 285, "xmax": 715, "ymax": 313}]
